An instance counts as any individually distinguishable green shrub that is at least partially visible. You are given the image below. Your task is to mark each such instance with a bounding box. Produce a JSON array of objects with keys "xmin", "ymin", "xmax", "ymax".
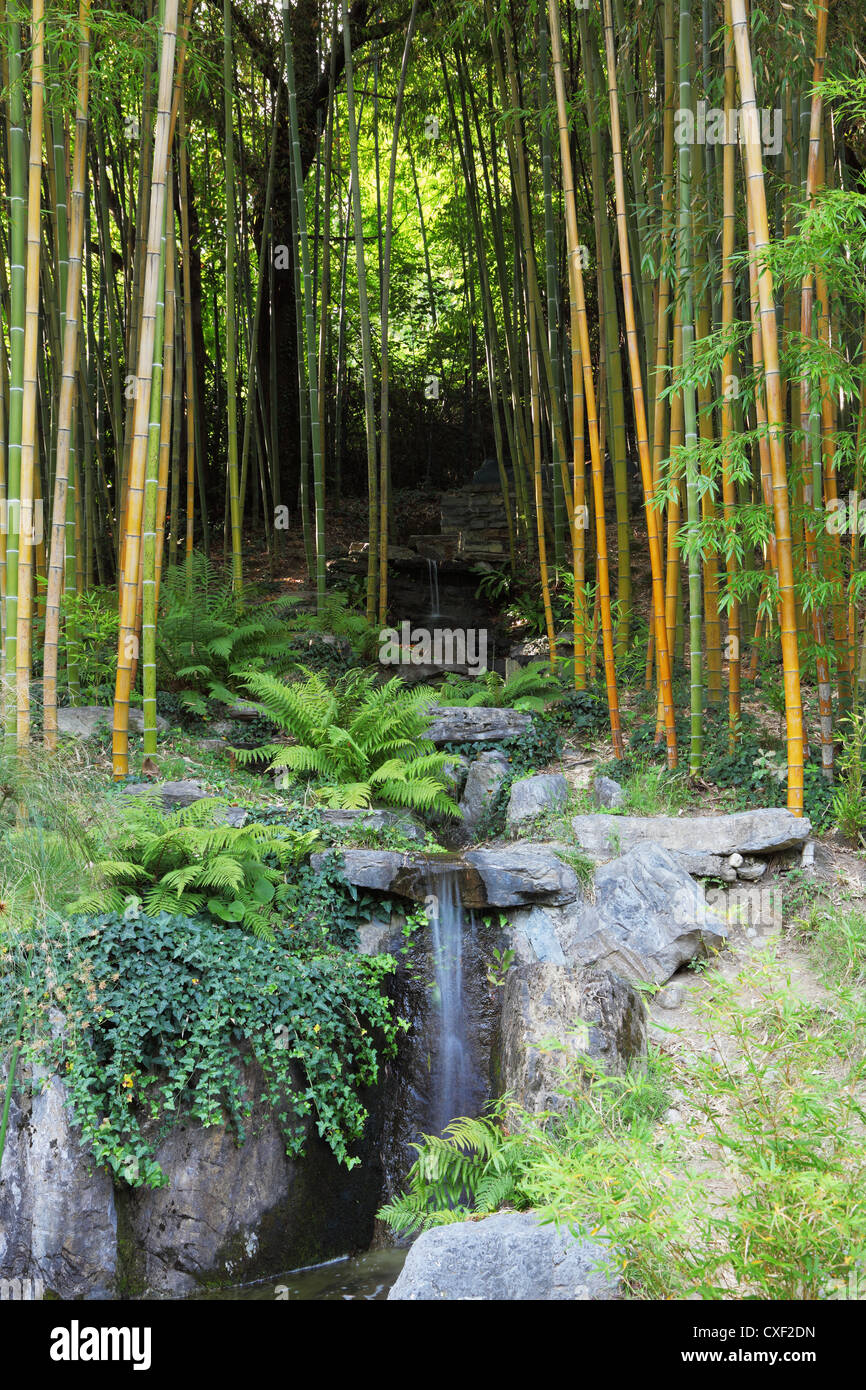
[{"xmin": 157, "ymin": 554, "xmax": 300, "ymax": 714}]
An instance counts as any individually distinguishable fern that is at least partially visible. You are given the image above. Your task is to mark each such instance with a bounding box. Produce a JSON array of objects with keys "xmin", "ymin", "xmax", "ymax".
[
  {"xmin": 70, "ymin": 796, "xmax": 320, "ymax": 938},
  {"xmin": 234, "ymin": 668, "xmax": 460, "ymax": 818},
  {"xmin": 275, "ymin": 589, "xmax": 380, "ymax": 658},
  {"xmin": 157, "ymin": 553, "xmax": 303, "ymax": 708},
  {"xmin": 378, "ymin": 1107, "xmax": 531, "ymax": 1236},
  {"xmin": 438, "ymin": 661, "xmax": 557, "ymax": 712}
]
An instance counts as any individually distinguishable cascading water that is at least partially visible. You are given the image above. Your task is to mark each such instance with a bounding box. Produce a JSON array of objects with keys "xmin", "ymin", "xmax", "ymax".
[
  {"xmin": 426, "ymin": 871, "xmax": 473, "ymax": 1134},
  {"xmin": 426, "ymin": 558, "xmax": 441, "ymax": 621}
]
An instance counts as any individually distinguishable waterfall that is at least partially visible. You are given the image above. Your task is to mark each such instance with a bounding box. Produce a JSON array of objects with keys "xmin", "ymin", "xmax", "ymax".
[
  {"xmin": 427, "ymin": 871, "xmax": 472, "ymax": 1134},
  {"xmin": 426, "ymin": 558, "xmax": 440, "ymax": 621}
]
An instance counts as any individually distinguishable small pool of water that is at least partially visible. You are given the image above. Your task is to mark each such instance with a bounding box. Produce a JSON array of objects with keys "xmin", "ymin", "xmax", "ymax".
[{"xmin": 191, "ymin": 1250, "xmax": 408, "ymax": 1301}]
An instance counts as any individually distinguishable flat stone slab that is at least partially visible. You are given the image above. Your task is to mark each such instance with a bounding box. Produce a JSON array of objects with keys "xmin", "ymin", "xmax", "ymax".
[
  {"xmin": 388, "ymin": 1211, "xmax": 620, "ymax": 1301},
  {"xmin": 315, "ymin": 808, "xmax": 425, "ymax": 841},
  {"xmin": 571, "ymin": 808, "xmax": 811, "ymax": 878},
  {"xmin": 424, "ymin": 706, "xmax": 533, "ymax": 745},
  {"xmin": 122, "ymin": 779, "xmax": 209, "ymax": 811},
  {"xmin": 58, "ymin": 706, "xmax": 168, "ymax": 738},
  {"xmin": 462, "ymin": 845, "xmax": 580, "ymax": 907},
  {"xmin": 310, "ymin": 844, "xmax": 580, "ymax": 909}
]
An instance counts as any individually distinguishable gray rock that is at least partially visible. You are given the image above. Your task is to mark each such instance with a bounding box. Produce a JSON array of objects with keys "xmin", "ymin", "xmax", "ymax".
[
  {"xmin": 122, "ymin": 779, "xmax": 209, "ymax": 811},
  {"xmin": 220, "ymin": 701, "xmax": 261, "ymax": 723},
  {"xmin": 508, "ymin": 905, "xmax": 567, "ymax": 964},
  {"xmin": 198, "ymin": 738, "xmax": 228, "ymax": 754},
  {"xmin": 119, "ymin": 1059, "xmax": 384, "ymax": 1296},
  {"xmin": 593, "ymin": 775, "xmax": 625, "ymax": 810},
  {"xmin": 495, "ymin": 964, "xmax": 647, "ymax": 1114},
  {"xmin": 310, "ymin": 849, "xmax": 405, "ymax": 893},
  {"xmin": 737, "ymin": 859, "xmax": 767, "ymax": 881},
  {"xmin": 57, "ymin": 706, "xmax": 168, "ymax": 739},
  {"xmin": 559, "ymin": 842, "xmax": 727, "ymax": 987},
  {"xmin": 314, "ymin": 845, "xmax": 581, "ymax": 910},
  {"xmin": 0, "ymin": 1075, "xmax": 117, "ymax": 1299},
  {"xmin": 655, "ymin": 983, "xmax": 685, "ymax": 1010},
  {"xmin": 463, "ymin": 845, "xmax": 580, "ymax": 908},
  {"xmin": 356, "ymin": 920, "xmax": 395, "ymax": 955},
  {"xmin": 506, "ymin": 773, "xmax": 568, "ymax": 828},
  {"xmin": 316, "ymin": 808, "xmax": 425, "ymax": 842},
  {"xmin": 424, "ymin": 706, "xmax": 533, "ymax": 745},
  {"xmin": 571, "ymin": 807, "xmax": 811, "ymax": 878},
  {"xmin": 728, "ymin": 852, "xmax": 744, "ymax": 868},
  {"xmin": 387, "ymin": 1210, "xmax": 620, "ymax": 1301},
  {"xmin": 459, "ymin": 752, "xmax": 510, "ymax": 829}
]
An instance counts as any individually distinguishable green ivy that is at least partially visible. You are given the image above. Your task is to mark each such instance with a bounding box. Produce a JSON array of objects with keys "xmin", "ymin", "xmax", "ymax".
[{"xmin": 29, "ymin": 909, "xmax": 402, "ymax": 1186}]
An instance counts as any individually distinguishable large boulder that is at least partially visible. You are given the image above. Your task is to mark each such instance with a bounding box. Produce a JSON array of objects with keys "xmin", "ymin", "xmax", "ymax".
[
  {"xmin": 494, "ymin": 964, "xmax": 647, "ymax": 1114},
  {"xmin": 0, "ymin": 1073, "xmax": 117, "ymax": 1299},
  {"xmin": 506, "ymin": 905, "xmax": 567, "ymax": 965},
  {"xmin": 387, "ymin": 1211, "xmax": 620, "ymax": 1301},
  {"xmin": 309, "ymin": 849, "xmax": 406, "ymax": 894},
  {"xmin": 424, "ymin": 706, "xmax": 533, "ymax": 745},
  {"xmin": 571, "ymin": 807, "xmax": 811, "ymax": 878},
  {"xmin": 506, "ymin": 773, "xmax": 568, "ymax": 828},
  {"xmin": 593, "ymin": 775, "xmax": 625, "ymax": 810},
  {"xmin": 57, "ymin": 706, "xmax": 168, "ymax": 739},
  {"xmin": 119, "ymin": 1061, "xmax": 384, "ymax": 1297},
  {"xmin": 560, "ymin": 842, "xmax": 727, "ymax": 986}
]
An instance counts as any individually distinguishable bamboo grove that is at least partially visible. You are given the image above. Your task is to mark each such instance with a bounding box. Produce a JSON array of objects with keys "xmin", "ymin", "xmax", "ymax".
[{"xmin": 0, "ymin": 0, "xmax": 865, "ymax": 813}]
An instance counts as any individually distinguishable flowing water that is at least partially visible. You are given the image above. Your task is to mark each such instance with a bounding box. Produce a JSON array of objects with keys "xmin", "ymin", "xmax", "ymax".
[
  {"xmin": 427, "ymin": 871, "xmax": 473, "ymax": 1135},
  {"xmin": 426, "ymin": 558, "xmax": 441, "ymax": 620}
]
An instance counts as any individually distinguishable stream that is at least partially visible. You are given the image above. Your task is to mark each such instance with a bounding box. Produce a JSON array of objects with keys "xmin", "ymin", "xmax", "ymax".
[{"xmin": 189, "ymin": 1250, "xmax": 408, "ymax": 1301}]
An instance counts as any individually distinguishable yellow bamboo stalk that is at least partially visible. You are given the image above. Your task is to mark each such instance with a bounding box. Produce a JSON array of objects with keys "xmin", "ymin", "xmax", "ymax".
[
  {"xmin": 601, "ymin": 0, "xmax": 677, "ymax": 766},
  {"xmin": 548, "ymin": 0, "xmax": 621, "ymax": 749},
  {"xmin": 731, "ymin": 0, "xmax": 804, "ymax": 813},
  {"xmin": 112, "ymin": 0, "xmax": 179, "ymax": 779},
  {"xmin": 43, "ymin": 0, "xmax": 91, "ymax": 751},
  {"xmin": 16, "ymin": 0, "xmax": 45, "ymax": 751}
]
